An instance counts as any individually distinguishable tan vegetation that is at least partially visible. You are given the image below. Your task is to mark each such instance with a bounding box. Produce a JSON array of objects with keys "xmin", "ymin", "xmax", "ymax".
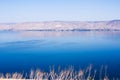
[{"xmin": 0, "ymin": 65, "xmax": 119, "ymax": 80}]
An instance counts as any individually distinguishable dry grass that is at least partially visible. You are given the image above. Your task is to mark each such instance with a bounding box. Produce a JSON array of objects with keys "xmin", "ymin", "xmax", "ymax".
[{"xmin": 0, "ymin": 65, "xmax": 119, "ymax": 80}]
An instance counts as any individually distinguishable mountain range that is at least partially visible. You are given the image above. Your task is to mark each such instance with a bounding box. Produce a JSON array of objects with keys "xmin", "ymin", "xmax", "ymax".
[{"xmin": 0, "ymin": 20, "xmax": 120, "ymax": 31}]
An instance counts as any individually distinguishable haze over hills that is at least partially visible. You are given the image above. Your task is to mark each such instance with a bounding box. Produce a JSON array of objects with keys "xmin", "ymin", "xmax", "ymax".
[{"xmin": 0, "ymin": 20, "xmax": 120, "ymax": 31}]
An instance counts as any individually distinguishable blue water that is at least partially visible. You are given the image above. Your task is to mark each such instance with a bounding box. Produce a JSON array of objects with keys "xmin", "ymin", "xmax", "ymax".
[{"xmin": 0, "ymin": 31, "xmax": 120, "ymax": 78}]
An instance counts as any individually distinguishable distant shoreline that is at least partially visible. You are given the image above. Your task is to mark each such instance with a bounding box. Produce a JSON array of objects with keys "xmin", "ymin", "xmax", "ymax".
[{"xmin": 0, "ymin": 20, "xmax": 120, "ymax": 31}]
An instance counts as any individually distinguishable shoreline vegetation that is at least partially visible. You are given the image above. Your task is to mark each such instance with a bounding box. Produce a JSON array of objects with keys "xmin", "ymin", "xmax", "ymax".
[
  {"xmin": 0, "ymin": 20, "xmax": 120, "ymax": 31},
  {"xmin": 0, "ymin": 65, "xmax": 119, "ymax": 80}
]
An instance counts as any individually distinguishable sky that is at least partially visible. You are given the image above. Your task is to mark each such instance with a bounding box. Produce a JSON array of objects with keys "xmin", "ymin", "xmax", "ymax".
[{"xmin": 0, "ymin": 0, "xmax": 120, "ymax": 23}]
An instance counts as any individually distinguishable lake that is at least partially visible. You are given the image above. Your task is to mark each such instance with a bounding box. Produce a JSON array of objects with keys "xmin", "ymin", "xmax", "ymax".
[{"xmin": 0, "ymin": 31, "xmax": 120, "ymax": 79}]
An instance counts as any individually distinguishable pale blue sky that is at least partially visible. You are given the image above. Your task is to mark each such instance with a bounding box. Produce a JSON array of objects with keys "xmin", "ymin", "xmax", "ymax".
[{"xmin": 0, "ymin": 0, "xmax": 120, "ymax": 23}]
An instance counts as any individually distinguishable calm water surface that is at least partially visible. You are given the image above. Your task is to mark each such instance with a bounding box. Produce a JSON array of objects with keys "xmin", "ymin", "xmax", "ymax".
[{"xmin": 0, "ymin": 31, "xmax": 120, "ymax": 78}]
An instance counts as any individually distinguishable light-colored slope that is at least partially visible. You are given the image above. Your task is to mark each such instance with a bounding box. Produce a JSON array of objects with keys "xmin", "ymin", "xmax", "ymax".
[{"xmin": 0, "ymin": 20, "xmax": 120, "ymax": 31}]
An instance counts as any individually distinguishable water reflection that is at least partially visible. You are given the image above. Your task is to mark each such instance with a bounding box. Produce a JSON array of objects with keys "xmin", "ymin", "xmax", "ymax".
[
  {"xmin": 20, "ymin": 31, "xmax": 120, "ymax": 38},
  {"xmin": 0, "ymin": 31, "xmax": 120, "ymax": 78}
]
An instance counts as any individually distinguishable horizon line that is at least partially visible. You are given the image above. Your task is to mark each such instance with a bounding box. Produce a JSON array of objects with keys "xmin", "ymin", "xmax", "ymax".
[{"xmin": 0, "ymin": 19, "xmax": 120, "ymax": 24}]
